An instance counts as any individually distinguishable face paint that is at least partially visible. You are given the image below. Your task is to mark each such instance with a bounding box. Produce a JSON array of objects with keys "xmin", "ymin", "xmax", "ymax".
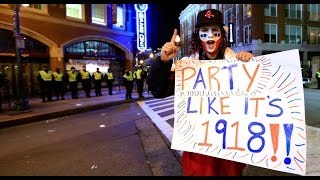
[
  {"xmin": 199, "ymin": 25, "xmax": 222, "ymax": 56},
  {"xmin": 199, "ymin": 26, "xmax": 221, "ymax": 42}
]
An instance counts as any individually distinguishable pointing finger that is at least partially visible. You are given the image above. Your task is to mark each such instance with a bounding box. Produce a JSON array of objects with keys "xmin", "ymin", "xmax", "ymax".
[{"xmin": 170, "ymin": 29, "xmax": 178, "ymax": 44}]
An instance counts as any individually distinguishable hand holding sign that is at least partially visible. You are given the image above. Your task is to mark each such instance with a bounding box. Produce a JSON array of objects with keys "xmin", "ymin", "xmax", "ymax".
[{"xmin": 236, "ymin": 51, "xmax": 254, "ymax": 62}]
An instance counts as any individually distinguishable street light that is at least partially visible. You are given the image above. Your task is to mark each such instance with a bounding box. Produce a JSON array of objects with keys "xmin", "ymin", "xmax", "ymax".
[
  {"xmin": 149, "ymin": 52, "xmax": 154, "ymax": 58},
  {"xmin": 13, "ymin": 4, "xmax": 29, "ymax": 111}
]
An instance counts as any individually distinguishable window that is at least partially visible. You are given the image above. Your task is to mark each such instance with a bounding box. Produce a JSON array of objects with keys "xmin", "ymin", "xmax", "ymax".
[
  {"xmin": 65, "ymin": 41, "xmax": 117, "ymax": 57},
  {"xmin": 21, "ymin": 4, "xmax": 41, "ymax": 9},
  {"xmin": 285, "ymin": 4, "xmax": 302, "ymax": 19},
  {"xmin": 307, "ymin": 4, "xmax": 320, "ymax": 21},
  {"xmin": 20, "ymin": 4, "xmax": 48, "ymax": 13},
  {"xmin": 224, "ymin": 8, "xmax": 233, "ymax": 25},
  {"xmin": 236, "ymin": 4, "xmax": 240, "ymax": 25},
  {"xmin": 264, "ymin": 23, "xmax": 277, "ymax": 43},
  {"xmin": 91, "ymin": 4, "xmax": 106, "ymax": 25},
  {"xmin": 236, "ymin": 26, "xmax": 240, "ymax": 46},
  {"xmin": 243, "ymin": 4, "xmax": 252, "ymax": 19},
  {"xmin": 244, "ymin": 25, "xmax": 252, "ymax": 44},
  {"xmin": 308, "ymin": 27, "xmax": 320, "ymax": 44},
  {"xmin": 113, "ymin": 4, "xmax": 124, "ymax": 28},
  {"xmin": 264, "ymin": 4, "xmax": 277, "ymax": 17},
  {"xmin": 285, "ymin": 25, "xmax": 302, "ymax": 44},
  {"xmin": 66, "ymin": 4, "xmax": 84, "ymax": 20}
]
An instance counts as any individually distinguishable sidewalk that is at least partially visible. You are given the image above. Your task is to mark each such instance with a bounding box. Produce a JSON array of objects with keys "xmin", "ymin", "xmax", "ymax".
[{"xmin": 0, "ymin": 87, "xmax": 153, "ymax": 129}]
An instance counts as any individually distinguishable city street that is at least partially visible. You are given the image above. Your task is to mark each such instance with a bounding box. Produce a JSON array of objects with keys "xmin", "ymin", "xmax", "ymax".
[
  {"xmin": 0, "ymin": 103, "xmax": 182, "ymax": 176},
  {"xmin": 0, "ymin": 87, "xmax": 319, "ymax": 176}
]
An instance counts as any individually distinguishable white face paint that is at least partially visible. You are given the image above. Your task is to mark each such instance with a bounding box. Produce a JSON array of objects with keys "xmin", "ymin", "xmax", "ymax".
[
  {"xmin": 199, "ymin": 25, "xmax": 222, "ymax": 53},
  {"xmin": 199, "ymin": 25, "xmax": 221, "ymax": 42}
]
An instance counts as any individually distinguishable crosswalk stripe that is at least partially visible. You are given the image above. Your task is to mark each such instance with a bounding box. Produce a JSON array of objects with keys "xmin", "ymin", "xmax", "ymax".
[
  {"xmin": 148, "ymin": 100, "xmax": 174, "ymax": 108},
  {"xmin": 144, "ymin": 96, "xmax": 174, "ymax": 104},
  {"xmin": 152, "ymin": 103, "xmax": 174, "ymax": 112},
  {"xmin": 163, "ymin": 114, "xmax": 174, "ymax": 121}
]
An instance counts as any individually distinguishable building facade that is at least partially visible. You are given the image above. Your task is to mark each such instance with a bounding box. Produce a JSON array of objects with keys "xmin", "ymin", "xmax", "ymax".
[
  {"xmin": 0, "ymin": 4, "xmax": 136, "ymax": 98},
  {"xmin": 179, "ymin": 4, "xmax": 320, "ymax": 80}
]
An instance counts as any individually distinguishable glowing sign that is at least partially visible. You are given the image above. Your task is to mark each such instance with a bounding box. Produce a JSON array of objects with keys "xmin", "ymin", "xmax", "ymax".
[{"xmin": 135, "ymin": 4, "xmax": 148, "ymax": 51}]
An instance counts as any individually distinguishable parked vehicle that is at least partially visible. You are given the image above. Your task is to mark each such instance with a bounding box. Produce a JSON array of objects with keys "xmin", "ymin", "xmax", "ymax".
[{"xmin": 303, "ymin": 78, "xmax": 311, "ymax": 87}]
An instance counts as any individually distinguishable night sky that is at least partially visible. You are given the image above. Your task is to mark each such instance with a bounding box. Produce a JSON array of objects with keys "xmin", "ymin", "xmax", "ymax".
[{"xmin": 148, "ymin": 3, "xmax": 189, "ymax": 50}]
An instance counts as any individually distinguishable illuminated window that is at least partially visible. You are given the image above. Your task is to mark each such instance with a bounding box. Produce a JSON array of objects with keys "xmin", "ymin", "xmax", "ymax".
[
  {"xmin": 65, "ymin": 41, "xmax": 117, "ymax": 57},
  {"xmin": 243, "ymin": 25, "xmax": 252, "ymax": 44},
  {"xmin": 285, "ymin": 4, "xmax": 302, "ymax": 19},
  {"xmin": 114, "ymin": 4, "xmax": 124, "ymax": 28},
  {"xmin": 307, "ymin": 4, "xmax": 320, "ymax": 21},
  {"xmin": 66, "ymin": 4, "xmax": 84, "ymax": 20},
  {"xmin": 285, "ymin": 25, "xmax": 302, "ymax": 44},
  {"xmin": 308, "ymin": 27, "xmax": 320, "ymax": 44},
  {"xmin": 20, "ymin": 4, "xmax": 48, "ymax": 13},
  {"xmin": 91, "ymin": 4, "xmax": 106, "ymax": 25},
  {"xmin": 264, "ymin": 4, "xmax": 277, "ymax": 17},
  {"xmin": 22, "ymin": 4, "xmax": 41, "ymax": 10},
  {"xmin": 243, "ymin": 4, "xmax": 252, "ymax": 19},
  {"xmin": 264, "ymin": 23, "xmax": 277, "ymax": 43}
]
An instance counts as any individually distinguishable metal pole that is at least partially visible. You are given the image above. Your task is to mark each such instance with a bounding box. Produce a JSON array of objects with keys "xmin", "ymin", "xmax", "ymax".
[{"xmin": 13, "ymin": 4, "xmax": 29, "ymax": 111}]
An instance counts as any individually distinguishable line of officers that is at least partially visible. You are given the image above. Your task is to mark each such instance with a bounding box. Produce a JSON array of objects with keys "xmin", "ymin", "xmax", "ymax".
[{"xmin": 37, "ymin": 65, "xmax": 114, "ymax": 102}]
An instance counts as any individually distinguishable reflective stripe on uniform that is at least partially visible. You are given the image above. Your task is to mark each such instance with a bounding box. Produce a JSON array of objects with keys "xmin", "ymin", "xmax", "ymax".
[
  {"xmin": 39, "ymin": 70, "xmax": 52, "ymax": 81},
  {"xmin": 94, "ymin": 72, "xmax": 102, "ymax": 80},
  {"xmin": 106, "ymin": 72, "xmax": 114, "ymax": 80},
  {"xmin": 80, "ymin": 70, "xmax": 90, "ymax": 79},
  {"xmin": 53, "ymin": 72, "xmax": 63, "ymax": 81},
  {"xmin": 67, "ymin": 71, "xmax": 77, "ymax": 82}
]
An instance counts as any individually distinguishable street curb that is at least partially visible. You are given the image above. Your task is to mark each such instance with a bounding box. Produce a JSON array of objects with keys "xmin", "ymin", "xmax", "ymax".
[
  {"xmin": 151, "ymin": 120, "xmax": 182, "ymax": 164},
  {"xmin": 0, "ymin": 98, "xmax": 152, "ymax": 129}
]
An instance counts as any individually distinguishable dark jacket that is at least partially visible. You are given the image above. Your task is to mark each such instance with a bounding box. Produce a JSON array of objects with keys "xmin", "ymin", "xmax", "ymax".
[{"xmin": 146, "ymin": 56, "xmax": 174, "ymax": 98}]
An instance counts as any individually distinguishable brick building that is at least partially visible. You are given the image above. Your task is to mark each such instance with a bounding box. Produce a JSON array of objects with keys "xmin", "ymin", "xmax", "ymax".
[
  {"xmin": 179, "ymin": 4, "xmax": 320, "ymax": 80},
  {"xmin": 0, "ymin": 4, "xmax": 136, "ymax": 98}
]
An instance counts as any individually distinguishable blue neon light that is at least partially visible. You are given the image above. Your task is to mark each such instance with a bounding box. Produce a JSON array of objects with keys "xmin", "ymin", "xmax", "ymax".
[{"xmin": 134, "ymin": 4, "xmax": 148, "ymax": 52}]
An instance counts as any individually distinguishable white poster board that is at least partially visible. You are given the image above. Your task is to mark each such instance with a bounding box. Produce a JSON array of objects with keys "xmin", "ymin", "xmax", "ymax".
[{"xmin": 172, "ymin": 49, "xmax": 306, "ymax": 175}]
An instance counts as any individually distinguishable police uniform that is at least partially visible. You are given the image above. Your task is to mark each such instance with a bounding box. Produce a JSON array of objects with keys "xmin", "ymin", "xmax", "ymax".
[
  {"xmin": 105, "ymin": 70, "xmax": 114, "ymax": 95},
  {"xmin": 53, "ymin": 68, "xmax": 65, "ymax": 100},
  {"xmin": 79, "ymin": 67, "xmax": 91, "ymax": 98},
  {"xmin": 92, "ymin": 69, "xmax": 103, "ymax": 96},
  {"xmin": 38, "ymin": 67, "xmax": 53, "ymax": 102},
  {"xmin": 123, "ymin": 70, "xmax": 135, "ymax": 99},
  {"xmin": 134, "ymin": 67, "xmax": 146, "ymax": 98},
  {"xmin": 67, "ymin": 67, "xmax": 79, "ymax": 99}
]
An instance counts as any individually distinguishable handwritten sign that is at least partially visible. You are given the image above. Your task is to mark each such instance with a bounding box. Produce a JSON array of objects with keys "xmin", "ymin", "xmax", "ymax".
[{"xmin": 171, "ymin": 49, "xmax": 306, "ymax": 175}]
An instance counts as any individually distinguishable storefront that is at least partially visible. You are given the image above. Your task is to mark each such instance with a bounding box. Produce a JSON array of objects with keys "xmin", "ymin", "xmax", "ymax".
[
  {"xmin": 64, "ymin": 40, "xmax": 126, "ymax": 87},
  {"xmin": 0, "ymin": 29, "xmax": 50, "ymax": 100}
]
